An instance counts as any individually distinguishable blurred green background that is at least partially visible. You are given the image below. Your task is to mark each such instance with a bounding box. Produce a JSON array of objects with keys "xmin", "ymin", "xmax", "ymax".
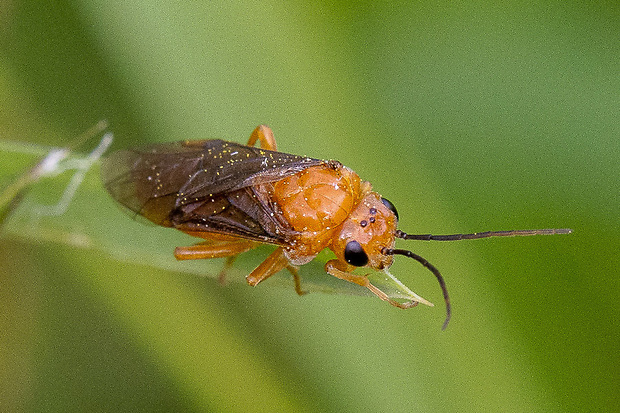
[{"xmin": 1, "ymin": 1, "xmax": 618, "ymax": 412}]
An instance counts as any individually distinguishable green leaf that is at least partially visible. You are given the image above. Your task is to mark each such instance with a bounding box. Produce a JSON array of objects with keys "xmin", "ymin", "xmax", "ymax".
[{"xmin": 0, "ymin": 138, "xmax": 431, "ymax": 305}]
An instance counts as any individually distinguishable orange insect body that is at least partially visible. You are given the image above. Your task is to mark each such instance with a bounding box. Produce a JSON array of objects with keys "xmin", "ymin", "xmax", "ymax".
[
  {"xmin": 269, "ymin": 163, "xmax": 394, "ymax": 269},
  {"xmin": 102, "ymin": 125, "xmax": 571, "ymax": 329}
]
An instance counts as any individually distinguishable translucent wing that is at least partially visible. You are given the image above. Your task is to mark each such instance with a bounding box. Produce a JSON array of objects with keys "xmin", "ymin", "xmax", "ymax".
[
  {"xmin": 168, "ymin": 187, "xmax": 294, "ymax": 245},
  {"xmin": 101, "ymin": 140, "xmax": 323, "ymax": 238}
]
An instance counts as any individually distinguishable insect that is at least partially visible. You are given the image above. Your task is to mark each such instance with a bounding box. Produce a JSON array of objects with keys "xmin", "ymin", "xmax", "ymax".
[{"xmin": 101, "ymin": 125, "xmax": 571, "ymax": 329}]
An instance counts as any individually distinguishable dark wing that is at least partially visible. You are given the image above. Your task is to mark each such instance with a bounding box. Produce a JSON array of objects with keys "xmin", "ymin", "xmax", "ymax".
[
  {"xmin": 101, "ymin": 140, "xmax": 323, "ymax": 240},
  {"xmin": 168, "ymin": 186, "xmax": 294, "ymax": 245}
]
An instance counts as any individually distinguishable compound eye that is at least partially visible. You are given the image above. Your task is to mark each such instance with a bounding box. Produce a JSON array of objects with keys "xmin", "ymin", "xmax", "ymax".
[
  {"xmin": 381, "ymin": 197, "xmax": 399, "ymax": 220},
  {"xmin": 344, "ymin": 240, "xmax": 369, "ymax": 267}
]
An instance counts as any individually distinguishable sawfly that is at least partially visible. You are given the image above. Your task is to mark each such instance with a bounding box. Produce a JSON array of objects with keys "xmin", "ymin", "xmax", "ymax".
[{"xmin": 101, "ymin": 125, "xmax": 571, "ymax": 329}]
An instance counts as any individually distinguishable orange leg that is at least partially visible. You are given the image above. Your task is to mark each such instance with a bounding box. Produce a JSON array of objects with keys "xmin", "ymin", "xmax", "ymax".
[
  {"xmin": 247, "ymin": 125, "xmax": 277, "ymax": 151},
  {"xmin": 174, "ymin": 239, "xmax": 257, "ymax": 260},
  {"xmin": 325, "ymin": 260, "xmax": 418, "ymax": 309},
  {"xmin": 286, "ymin": 265, "xmax": 307, "ymax": 296},
  {"xmin": 246, "ymin": 247, "xmax": 290, "ymax": 287},
  {"xmin": 175, "ymin": 239, "xmax": 257, "ymax": 284},
  {"xmin": 217, "ymin": 256, "xmax": 238, "ymax": 285},
  {"xmin": 180, "ymin": 125, "xmax": 276, "ymax": 151}
]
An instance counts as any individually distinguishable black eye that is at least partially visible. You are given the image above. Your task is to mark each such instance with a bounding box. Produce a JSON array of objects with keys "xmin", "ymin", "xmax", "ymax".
[
  {"xmin": 381, "ymin": 197, "xmax": 398, "ymax": 220},
  {"xmin": 344, "ymin": 241, "xmax": 368, "ymax": 267}
]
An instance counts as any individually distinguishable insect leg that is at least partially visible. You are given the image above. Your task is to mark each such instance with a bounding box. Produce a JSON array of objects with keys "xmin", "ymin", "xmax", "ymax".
[
  {"xmin": 325, "ymin": 260, "xmax": 370, "ymax": 287},
  {"xmin": 174, "ymin": 239, "xmax": 257, "ymax": 260},
  {"xmin": 246, "ymin": 125, "xmax": 277, "ymax": 151},
  {"xmin": 285, "ymin": 265, "xmax": 307, "ymax": 296},
  {"xmin": 246, "ymin": 247, "xmax": 289, "ymax": 287},
  {"xmin": 217, "ymin": 256, "xmax": 238, "ymax": 285},
  {"xmin": 325, "ymin": 260, "xmax": 419, "ymax": 309}
]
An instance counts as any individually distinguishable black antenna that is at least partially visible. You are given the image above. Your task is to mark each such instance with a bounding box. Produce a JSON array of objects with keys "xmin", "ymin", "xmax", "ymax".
[
  {"xmin": 389, "ymin": 228, "xmax": 572, "ymax": 329},
  {"xmin": 396, "ymin": 228, "xmax": 572, "ymax": 241},
  {"xmin": 383, "ymin": 247, "xmax": 451, "ymax": 330}
]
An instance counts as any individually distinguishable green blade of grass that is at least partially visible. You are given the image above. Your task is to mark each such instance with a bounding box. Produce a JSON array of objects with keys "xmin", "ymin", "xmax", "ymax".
[{"xmin": 0, "ymin": 141, "xmax": 427, "ymax": 304}]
